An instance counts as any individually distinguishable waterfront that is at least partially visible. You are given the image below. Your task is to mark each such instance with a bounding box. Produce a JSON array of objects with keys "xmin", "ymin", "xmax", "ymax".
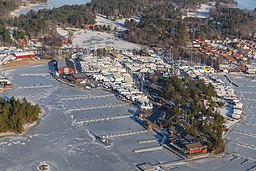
[
  {"xmin": 17, "ymin": 0, "xmax": 256, "ymax": 16},
  {"xmin": 1, "ymin": 55, "xmax": 255, "ymax": 171},
  {"xmin": 180, "ymin": 74, "xmax": 256, "ymax": 171},
  {"xmin": 2, "ymin": 0, "xmax": 256, "ymax": 170},
  {"xmin": 235, "ymin": 0, "xmax": 256, "ymax": 10},
  {"xmin": 0, "ymin": 64, "xmax": 183, "ymax": 171},
  {"xmin": 18, "ymin": 0, "xmax": 91, "ymax": 15}
]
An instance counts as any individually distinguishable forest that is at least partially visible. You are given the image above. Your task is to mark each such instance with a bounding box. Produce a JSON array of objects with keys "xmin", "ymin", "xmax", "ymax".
[
  {"xmin": 88, "ymin": 0, "xmax": 162, "ymax": 18},
  {"xmin": 0, "ymin": 0, "xmax": 18, "ymax": 19},
  {"xmin": 0, "ymin": 25, "xmax": 12, "ymax": 46},
  {"xmin": 0, "ymin": 97, "xmax": 41, "ymax": 134},
  {"xmin": 8, "ymin": 5, "xmax": 95, "ymax": 38},
  {"xmin": 0, "ymin": 0, "xmax": 254, "ymax": 48},
  {"xmin": 120, "ymin": 2, "xmax": 188, "ymax": 47},
  {"xmin": 0, "ymin": 4, "xmax": 95, "ymax": 46},
  {"xmin": 161, "ymin": 76, "xmax": 225, "ymax": 153},
  {"xmin": 89, "ymin": 0, "xmax": 256, "ymax": 48},
  {"xmin": 209, "ymin": 7, "xmax": 256, "ymax": 38}
]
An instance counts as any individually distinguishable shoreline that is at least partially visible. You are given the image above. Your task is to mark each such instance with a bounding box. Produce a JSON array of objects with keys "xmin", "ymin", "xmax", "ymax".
[
  {"xmin": 10, "ymin": 2, "xmax": 48, "ymax": 18},
  {"xmin": 0, "ymin": 121, "xmax": 39, "ymax": 138},
  {"xmin": 0, "ymin": 109, "xmax": 43, "ymax": 139},
  {"xmin": 2, "ymin": 58, "xmax": 51, "ymax": 71}
]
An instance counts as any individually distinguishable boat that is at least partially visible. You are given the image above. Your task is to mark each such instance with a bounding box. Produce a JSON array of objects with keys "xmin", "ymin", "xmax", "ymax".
[
  {"xmin": 234, "ymin": 102, "xmax": 243, "ymax": 109},
  {"xmin": 89, "ymin": 130, "xmax": 113, "ymax": 147},
  {"xmin": 233, "ymin": 109, "xmax": 243, "ymax": 115},
  {"xmin": 232, "ymin": 113, "xmax": 241, "ymax": 119},
  {"xmin": 38, "ymin": 162, "xmax": 49, "ymax": 171},
  {"xmin": 232, "ymin": 98, "xmax": 240, "ymax": 103},
  {"xmin": 100, "ymin": 135, "xmax": 113, "ymax": 147}
]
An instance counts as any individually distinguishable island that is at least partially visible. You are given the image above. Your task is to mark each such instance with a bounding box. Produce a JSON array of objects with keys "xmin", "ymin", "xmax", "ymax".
[{"xmin": 0, "ymin": 96, "xmax": 41, "ymax": 135}]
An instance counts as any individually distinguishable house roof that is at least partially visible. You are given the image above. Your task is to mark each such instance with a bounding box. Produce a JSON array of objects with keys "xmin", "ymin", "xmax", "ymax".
[
  {"xmin": 185, "ymin": 142, "xmax": 203, "ymax": 150},
  {"xmin": 57, "ymin": 59, "xmax": 75, "ymax": 69},
  {"xmin": 72, "ymin": 73, "xmax": 88, "ymax": 79}
]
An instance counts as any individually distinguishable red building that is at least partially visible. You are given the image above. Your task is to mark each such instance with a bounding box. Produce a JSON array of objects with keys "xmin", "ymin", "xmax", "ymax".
[
  {"xmin": 4, "ymin": 84, "xmax": 12, "ymax": 89},
  {"xmin": 184, "ymin": 142, "xmax": 207, "ymax": 156},
  {"xmin": 14, "ymin": 52, "xmax": 36, "ymax": 59},
  {"xmin": 84, "ymin": 24, "xmax": 95, "ymax": 30},
  {"xmin": 57, "ymin": 59, "xmax": 76, "ymax": 75}
]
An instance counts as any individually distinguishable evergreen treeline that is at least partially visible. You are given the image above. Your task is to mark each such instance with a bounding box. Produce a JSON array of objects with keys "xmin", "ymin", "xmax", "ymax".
[
  {"xmin": 0, "ymin": 0, "xmax": 254, "ymax": 48},
  {"xmin": 0, "ymin": 97, "xmax": 41, "ymax": 134},
  {"xmin": 209, "ymin": 7, "xmax": 256, "ymax": 38},
  {"xmin": 216, "ymin": 0, "xmax": 237, "ymax": 5},
  {"xmin": 8, "ymin": 5, "xmax": 95, "ymax": 38},
  {"xmin": 120, "ymin": 2, "xmax": 188, "ymax": 47},
  {"xmin": 122, "ymin": 18, "xmax": 188, "ymax": 47},
  {"xmin": 161, "ymin": 76, "xmax": 224, "ymax": 153},
  {"xmin": 0, "ymin": 0, "xmax": 18, "ymax": 19},
  {"xmin": 88, "ymin": 0, "xmax": 163, "ymax": 18},
  {"xmin": 0, "ymin": 24, "xmax": 12, "ymax": 46},
  {"xmin": 172, "ymin": 0, "xmax": 208, "ymax": 9},
  {"xmin": 90, "ymin": 0, "xmax": 256, "ymax": 48}
]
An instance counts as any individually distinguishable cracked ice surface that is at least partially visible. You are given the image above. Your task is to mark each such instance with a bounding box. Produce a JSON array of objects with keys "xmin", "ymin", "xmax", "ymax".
[{"xmin": 0, "ymin": 64, "xmax": 183, "ymax": 171}]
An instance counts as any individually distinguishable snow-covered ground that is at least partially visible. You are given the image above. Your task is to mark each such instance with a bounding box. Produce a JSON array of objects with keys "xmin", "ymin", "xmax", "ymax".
[
  {"xmin": 96, "ymin": 15, "xmax": 140, "ymax": 30},
  {"xmin": 72, "ymin": 30, "xmax": 141, "ymax": 50},
  {"xmin": 96, "ymin": 15, "xmax": 123, "ymax": 30},
  {"xmin": 0, "ymin": 64, "xmax": 181, "ymax": 171},
  {"xmin": 71, "ymin": 15, "xmax": 142, "ymax": 49},
  {"xmin": 183, "ymin": 4, "xmax": 214, "ymax": 19}
]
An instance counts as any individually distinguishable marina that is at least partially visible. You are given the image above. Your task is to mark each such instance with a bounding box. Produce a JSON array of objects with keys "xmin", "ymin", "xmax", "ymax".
[
  {"xmin": 0, "ymin": 59, "xmax": 254, "ymax": 170},
  {"xmin": 0, "ymin": 0, "xmax": 255, "ymax": 170},
  {"xmin": 0, "ymin": 64, "xmax": 183, "ymax": 170}
]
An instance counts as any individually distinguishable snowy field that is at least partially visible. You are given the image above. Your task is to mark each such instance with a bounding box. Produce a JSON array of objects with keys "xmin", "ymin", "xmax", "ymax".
[
  {"xmin": 183, "ymin": 4, "xmax": 214, "ymax": 19},
  {"xmin": 0, "ymin": 64, "xmax": 182, "ymax": 171},
  {"xmin": 72, "ymin": 30, "xmax": 141, "ymax": 50},
  {"xmin": 96, "ymin": 15, "xmax": 124, "ymax": 30},
  {"xmin": 96, "ymin": 15, "xmax": 141, "ymax": 30}
]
